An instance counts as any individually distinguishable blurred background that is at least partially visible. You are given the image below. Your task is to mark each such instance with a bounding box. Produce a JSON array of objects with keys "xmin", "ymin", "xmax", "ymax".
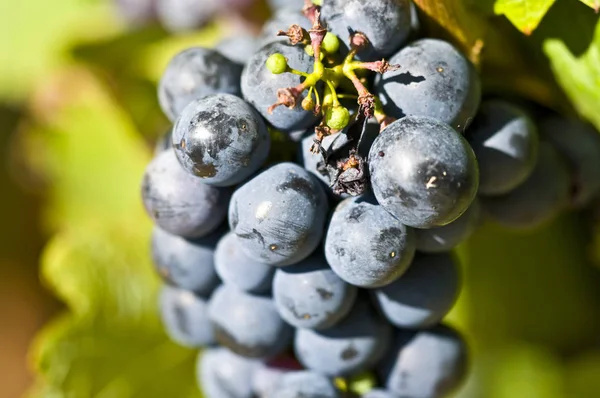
[{"xmin": 1, "ymin": 0, "xmax": 600, "ymax": 397}]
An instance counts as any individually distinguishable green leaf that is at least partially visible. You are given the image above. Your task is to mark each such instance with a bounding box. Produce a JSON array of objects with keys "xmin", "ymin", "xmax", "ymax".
[
  {"xmin": 578, "ymin": 0, "xmax": 600, "ymax": 12},
  {"xmin": 29, "ymin": 314, "xmax": 200, "ymax": 398},
  {"xmin": 25, "ymin": 69, "xmax": 201, "ymax": 397},
  {"xmin": 493, "ymin": 0, "xmax": 556, "ymax": 34},
  {"xmin": 537, "ymin": 2, "xmax": 600, "ymax": 132}
]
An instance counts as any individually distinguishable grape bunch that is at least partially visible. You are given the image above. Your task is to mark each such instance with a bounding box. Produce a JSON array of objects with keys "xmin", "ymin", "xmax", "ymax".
[{"xmin": 140, "ymin": 1, "xmax": 600, "ymax": 397}]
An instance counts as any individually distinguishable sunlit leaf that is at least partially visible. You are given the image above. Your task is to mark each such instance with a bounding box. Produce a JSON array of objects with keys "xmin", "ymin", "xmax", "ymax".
[{"xmin": 493, "ymin": 0, "xmax": 556, "ymax": 34}]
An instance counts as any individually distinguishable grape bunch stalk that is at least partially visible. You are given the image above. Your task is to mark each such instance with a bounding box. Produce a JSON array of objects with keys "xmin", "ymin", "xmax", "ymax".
[
  {"xmin": 265, "ymin": 1, "xmax": 407, "ymax": 195},
  {"xmin": 140, "ymin": 0, "xmax": 600, "ymax": 397}
]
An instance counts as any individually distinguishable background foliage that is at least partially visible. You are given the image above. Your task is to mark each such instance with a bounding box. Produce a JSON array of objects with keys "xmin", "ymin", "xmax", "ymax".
[{"xmin": 1, "ymin": 0, "xmax": 600, "ymax": 397}]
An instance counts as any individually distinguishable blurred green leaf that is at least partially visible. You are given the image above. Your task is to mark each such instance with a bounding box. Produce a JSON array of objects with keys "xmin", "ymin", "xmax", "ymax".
[
  {"xmin": 25, "ymin": 68, "xmax": 201, "ymax": 397},
  {"xmin": 578, "ymin": 0, "xmax": 600, "ymax": 11},
  {"xmin": 564, "ymin": 350, "xmax": 600, "ymax": 397},
  {"xmin": 493, "ymin": 0, "xmax": 555, "ymax": 34}
]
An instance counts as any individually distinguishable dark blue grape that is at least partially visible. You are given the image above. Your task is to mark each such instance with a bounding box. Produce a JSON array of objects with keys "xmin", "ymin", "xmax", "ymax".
[
  {"xmin": 320, "ymin": 0, "xmax": 412, "ymax": 60},
  {"xmin": 258, "ymin": 8, "xmax": 311, "ymax": 46},
  {"xmin": 480, "ymin": 142, "xmax": 570, "ymax": 230},
  {"xmin": 216, "ymin": 35, "xmax": 260, "ymax": 66},
  {"xmin": 266, "ymin": 371, "xmax": 340, "ymax": 398},
  {"xmin": 228, "ymin": 162, "xmax": 328, "ymax": 266},
  {"xmin": 374, "ymin": 38, "xmax": 481, "ymax": 132},
  {"xmin": 539, "ymin": 117, "xmax": 600, "ymax": 208},
  {"xmin": 324, "ymin": 194, "xmax": 416, "ymax": 288},
  {"xmin": 241, "ymin": 41, "xmax": 318, "ymax": 132},
  {"xmin": 208, "ymin": 285, "xmax": 293, "ymax": 359},
  {"xmin": 378, "ymin": 325, "xmax": 468, "ymax": 398},
  {"xmin": 362, "ymin": 389, "xmax": 399, "ymax": 398},
  {"xmin": 156, "ymin": 0, "xmax": 218, "ymax": 33},
  {"xmin": 141, "ymin": 150, "xmax": 230, "ymax": 238},
  {"xmin": 467, "ymin": 100, "xmax": 539, "ymax": 195},
  {"xmin": 414, "ymin": 199, "xmax": 480, "ymax": 253},
  {"xmin": 368, "ymin": 116, "xmax": 479, "ymax": 228},
  {"xmin": 372, "ymin": 252, "xmax": 460, "ymax": 329},
  {"xmin": 172, "ymin": 94, "xmax": 270, "ymax": 186},
  {"xmin": 273, "ymin": 253, "xmax": 358, "ymax": 329},
  {"xmin": 158, "ymin": 47, "xmax": 241, "ymax": 121},
  {"xmin": 151, "ymin": 226, "xmax": 221, "ymax": 295},
  {"xmin": 294, "ymin": 298, "xmax": 392, "ymax": 377},
  {"xmin": 197, "ymin": 347, "xmax": 261, "ymax": 398},
  {"xmin": 214, "ymin": 232, "xmax": 275, "ymax": 294},
  {"xmin": 159, "ymin": 285, "xmax": 215, "ymax": 347}
]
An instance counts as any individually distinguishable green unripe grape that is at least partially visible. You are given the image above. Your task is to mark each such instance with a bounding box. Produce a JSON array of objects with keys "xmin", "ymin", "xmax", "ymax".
[
  {"xmin": 325, "ymin": 105, "xmax": 350, "ymax": 130},
  {"xmin": 266, "ymin": 53, "xmax": 288, "ymax": 74},
  {"xmin": 302, "ymin": 95, "xmax": 315, "ymax": 111},
  {"xmin": 322, "ymin": 32, "xmax": 340, "ymax": 54}
]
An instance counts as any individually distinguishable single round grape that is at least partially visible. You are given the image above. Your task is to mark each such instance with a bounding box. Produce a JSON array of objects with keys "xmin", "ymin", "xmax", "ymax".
[
  {"xmin": 158, "ymin": 47, "xmax": 241, "ymax": 121},
  {"xmin": 294, "ymin": 298, "xmax": 392, "ymax": 377},
  {"xmin": 324, "ymin": 194, "xmax": 416, "ymax": 288},
  {"xmin": 151, "ymin": 226, "xmax": 221, "ymax": 295},
  {"xmin": 414, "ymin": 199, "xmax": 480, "ymax": 253},
  {"xmin": 156, "ymin": 0, "xmax": 219, "ymax": 33},
  {"xmin": 467, "ymin": 100, "xmax": 539, "ymax": 195},
  {"xmin": 480, "ymin": 142, "xmax": 570, "ymax": 230},
  {"xmin": 273, "ymin": 253, "xmax": 358, "ymax": 329},
  {"xmin": 372, "ymin": 252, "xmax": 460, "ymax": 329},
  {"xmin": 208, "ymin": 285, "xmax": 293, "ymax": 359},
  {"xmin": 266, "ymin": 371, "xmax": 340, "ymax": 398},
  {"xmin": 368, "ymin": 116, "xmax": 479, "ymax": 228},
  {"xmin": 215, "ymin": 35, "xmax": 260, "ymax": 66},
  {"xmin": 214, "ymin": 232, "xmax": 275, "ymax": 294},
  {"xmin": 228, "ymin": 162, "xmax": 328, "ymax": 266},
  {"xmin": 241, "ymin": 41, "xmax": 318, "ymax": 132},
  {"xmin": 320, "ymin": 0, "xmax": 412, "ymax": 60},
  {"xmin": 141, "ymin": 150, "xmax": 230, "ymax": 238},
  {"xmin": 539, "ymin": 116, "xmax": 600, "ymax": 208},
  {"xmin": 378, "ymin": 325, "xmax": 468, "ymax": 398},
  {"xmin": 374, "ymin": 38, "xmax": 481, "ymax": 132},
  {"xmin": 197, "ymin": 347, "xmax": 261, "ymax": 398},
  {"xmin": 159, "ymin": 285, "xmax": 214, "ymax": 348},
  {"xmin": 172, "ymin": 94, "xmax": 270, "ymax": 186}
]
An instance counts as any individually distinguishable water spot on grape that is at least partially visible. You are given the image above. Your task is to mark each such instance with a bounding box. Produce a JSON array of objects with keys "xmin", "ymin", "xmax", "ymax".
[
  {"xmin": 269, "ymin": 244, "xmax": 278, "ymax": 251},
  {"xmin": 372, "ymin": 227, "xmax": 405, "ymax": 263},
  {"xmin": 437, "ymin": 66, "xmax": 444, "ymax": 73},
  {"xmin": 193, "ymin": 162, "xmax": 218, "ymax": 178},
  {"xmin": 316, "ymin": 288, "xmax": 333, "ymax": 300},
  {"xmin": 180, "ymin": 138, "xmax": 186, "ymax": 149},
  {"xmin": 346, "ymin": 205, "xmax": 366, "ymax": 223},
  {"xmin": 277, "ymin": 175, "xmax": 317, "ymax": 202},
  {"xmin": 341, "ymin": 345, "xmax": 358, "ymax": 361}
]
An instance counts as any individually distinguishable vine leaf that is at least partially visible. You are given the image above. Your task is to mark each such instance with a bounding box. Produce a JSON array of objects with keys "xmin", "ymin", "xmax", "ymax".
[
  {"xmin": 579, "ymin": 0, "xmax": 600, "ymax": 12},
  {"xmin": 493, "ymin": 0, "xmax": 556, "ymax": 35},
  {"xmin": 23, "ymin": 69, "xmax": 201, "ymax": 397}
]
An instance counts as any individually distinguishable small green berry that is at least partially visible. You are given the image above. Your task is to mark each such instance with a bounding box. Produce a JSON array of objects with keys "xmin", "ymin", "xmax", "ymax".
[
  {"xmin": 322, "ymin": 32, "xmax": 340, "ymax": 54},
  {"xmin": 266, "ymin": 53, "xmax": 288, "ymax": 74},
  {"xmin": 304, "ymin": 45, "xmax": 315, "ymax": 57},
  {"xmin": 325, "ymin": 105, "xmax": 350, "ymax": 130},
  {"xmin": 302, "ymin": 95, "xmax": 315, "ymax": 111}
]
